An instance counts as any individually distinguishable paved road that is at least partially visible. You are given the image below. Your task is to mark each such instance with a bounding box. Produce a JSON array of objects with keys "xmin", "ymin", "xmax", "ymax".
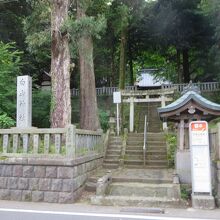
[{"xmin": 0, "ymin": 208, "xmax": 218, "ymax": 220}]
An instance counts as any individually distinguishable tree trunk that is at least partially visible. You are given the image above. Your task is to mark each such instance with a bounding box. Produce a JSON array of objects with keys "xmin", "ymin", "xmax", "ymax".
[
  {"xmin": 77, "ymin": 1, "xmax": 100, "ymax": 131},
  {"xmin": 128, "ymin": 37, "xmax": 134, "ymax": 85},
  {"xmin": 119, "ymin": 28, "xmax": 127, "ymax": 90},
  {"xmin": 119, "ymin": 28, "xmax": 127, "ymax": 133},
  {"xmin": 110, "ymin": 41, "xmax": 116, "ymax": 87},
  {"xmin": 176, "ymin": 48, "xmax": 183, "ymax": 83},
  {"xmin": 50, "ymin": 0, "xmax": 71, "ymax": 128},
  {"xmin": 182, "ymin": 49, "xmax": 190, "ymax": 83}
]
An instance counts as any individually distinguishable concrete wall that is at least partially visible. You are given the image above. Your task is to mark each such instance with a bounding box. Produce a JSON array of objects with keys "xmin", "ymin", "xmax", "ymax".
[
  {"xmin": 0, "ymin": 155, "xmax": 103, "ymax": 203},
  {"xmin": 176, "ymin": 150, "xmax": 217, "ymax": 186},
  {"xmin": 175, "ymin": 150, "xmax": 191, "ymax": 184},
  {"xmin": 216, "ymin": 162, "xmax": 220, "ymax": 207}
]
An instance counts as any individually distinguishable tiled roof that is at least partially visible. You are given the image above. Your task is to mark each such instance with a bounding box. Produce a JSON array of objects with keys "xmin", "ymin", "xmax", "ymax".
[{"xmin": 158, "ymin": 90, "xmax": 220, "ymax": 113}]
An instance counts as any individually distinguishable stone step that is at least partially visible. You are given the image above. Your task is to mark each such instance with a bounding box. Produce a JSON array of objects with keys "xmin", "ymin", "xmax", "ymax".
[
  {"xmin": 146, "ymin": 149, "xmax": 167, "ymax": 154},
  {"xmin": 125, "ymin": 149, "xmax": 143, "ymax": 155},
  {"xmin": 108, "ymin": 182, "xmax": 180, "ymax": 198},
  {"xmin": 127, "ymin": 135, "xmax": 165, "ymax": 141},
  {"xmin": 102, "ymin": 163, "xmax": 119, "ymax": 169},
  {"xmin": 125, "ymin": 149, "xmax": 167, "ymax": 155},
  {"xmin": 107, "ymin": 146, "xmax": 122, "ymax": 150},
  {"xmin": 106, "ymin": 149, "xmax": 121, "ymax": 154},
  {"xmin": 124, "ymin": 155, "xmax": 143, "ymax": 160},
  {"xmin": 124, "ymin": 165, "xmax": 168, "ymax": 169},
  {"xmin": 91, "ymin": 195, "xmax": 187, "ymax": 208},
  {"xmin": 124, "ymin": 160, "xmax": 144, "ymax": 166},
  {"xmin": 126, "ymin": 138, "xmax": 165, "ymax": 143},
  {"xmin": 105, "ymin": 155, "xmax": 120, "ymax": 160},
  {"xmin": 110, "ymin": 136, "xmax": 122, "ymax": 141},
  {"xmin": 146, "ymin": 155, "xmax": 167, "ymax": 160},
  {"xmin": 124, "ymin": 159, "xmax": 168, "ymax": 166},
  {"xmin": 112, "ymin": 177, "xmax": 172, "ymax": 184},
  {"xmin": 103, "ymin": 159, "xmax": 120, "ymax": 164},
  {"xmin": 109, "ymin": 140, "xmax": 122, "ymax": 145},
  {"xmin": 128, "ymin": 133, "xmax": 165, "ymax": 137},
  {"xmin": 127, "ymin": 140, "xmax": 166, "ymax": 146},
  {"xmin": 126, "ymin": 146, "xmax": 166, "ymax": 151},
  {"xmin": 85, "ymin": 181, "xmax": 96, "ymax": 192},
  {"xmin": 146, "ymin": 160, "xmax": 168, "ymax": 166},
  {"xmin": 125, "ymin": 154, "xmax": 167, "ymax": 160}
]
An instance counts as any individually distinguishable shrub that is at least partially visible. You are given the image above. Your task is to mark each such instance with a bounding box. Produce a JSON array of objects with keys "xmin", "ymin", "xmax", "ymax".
[
  {"xmin": 166, "ymin": 133, "xmax": 177, "ymax": 168},
  {"xmin": 0, "ymin": 113, "xmax": 15, "ymax": 128},
  {"xmin": 99, "ymin": 109, "xmax": 109, "ymax": 132}
]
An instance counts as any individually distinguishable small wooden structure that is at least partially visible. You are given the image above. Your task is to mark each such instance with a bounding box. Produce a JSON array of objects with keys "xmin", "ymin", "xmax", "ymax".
[
  {"xmin": 158, "ymin": 83, "xmax": 220, "ymax": 150},
  {"xmin": 158, "ymin": 84, "xmax": 220, "ymax": 184}
]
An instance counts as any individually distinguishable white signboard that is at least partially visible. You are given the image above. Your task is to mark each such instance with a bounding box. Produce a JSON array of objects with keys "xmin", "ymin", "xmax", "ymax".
[
  {"xmin": 189, "ymin": 121, "xmax": 212, "ymax": 194},
  {"xmin": 16, "ymin": 75, "xmax": 32, "ymax": 128},
  {"xmin": 113, "ymin": 91, "xmax": 121, "ymax": 104}
]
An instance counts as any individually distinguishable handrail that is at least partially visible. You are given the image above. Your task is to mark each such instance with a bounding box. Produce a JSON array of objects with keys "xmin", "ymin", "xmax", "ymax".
[{"xmin": 143, "ymin": 115, "xmax": 147, "ymax": 166}]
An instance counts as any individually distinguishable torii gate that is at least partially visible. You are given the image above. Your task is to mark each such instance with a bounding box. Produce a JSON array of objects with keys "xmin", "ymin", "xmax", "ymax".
[{"xmin": 121, "ymin": 88, "xmax": 174, "ymax": 132}]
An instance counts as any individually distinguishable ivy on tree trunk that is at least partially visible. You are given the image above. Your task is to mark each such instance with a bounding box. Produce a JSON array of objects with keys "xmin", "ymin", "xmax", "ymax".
[{"xmin": 50, "ymin": 0, "xmax": 71, "ymax": 128}]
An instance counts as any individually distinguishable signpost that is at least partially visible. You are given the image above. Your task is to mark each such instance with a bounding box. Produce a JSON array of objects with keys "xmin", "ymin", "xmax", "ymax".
[
  {"xmin": 113, "ymin": 92, "xmax": 121, "ymax": 136},
  {"xmin": 189, "ymin": 121, "xmax": 215, "ymax": 209}
]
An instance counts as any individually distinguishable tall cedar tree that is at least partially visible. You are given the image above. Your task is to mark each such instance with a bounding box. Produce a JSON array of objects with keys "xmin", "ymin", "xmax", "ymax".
[
  {"xmin": 77, "ymin": 0, "xmax": 100, "ymax": 130},
  {"xmin": 50, "ymin": 0, "xmax": 71, "ymax": 128}
]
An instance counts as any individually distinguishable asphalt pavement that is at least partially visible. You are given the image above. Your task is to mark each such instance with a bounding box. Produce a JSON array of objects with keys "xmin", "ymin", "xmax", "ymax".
[{"xmin": 0, "ymin": 200, "xmax": 220, "ymax": 220}]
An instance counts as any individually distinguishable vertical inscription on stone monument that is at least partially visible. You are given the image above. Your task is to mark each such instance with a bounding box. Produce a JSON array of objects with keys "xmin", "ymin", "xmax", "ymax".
[{"xmin": 16, "ymin": 75, "xmax": 32, "ymax": 128}]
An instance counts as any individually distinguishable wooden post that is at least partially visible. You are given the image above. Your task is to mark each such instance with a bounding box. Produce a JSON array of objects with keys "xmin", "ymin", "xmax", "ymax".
[
  {"xmin": 66, "ymin": 124, "xmax": 76, "ymax": 158},
  {"xmin": 179, "ymin": 119, "xmax": 185, "ymax": 150}
]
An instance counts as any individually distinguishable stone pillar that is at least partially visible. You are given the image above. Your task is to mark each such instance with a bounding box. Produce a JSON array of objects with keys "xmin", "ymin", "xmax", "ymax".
[
  {"xmin": 65, "ymin": 124, "xmax": 76, "ymax": 158},
  {"xmin": 16, "ymin": 75, "xmax": 32, "ymax": 128},
  {"xmin": 161, "ymin": 95, "xmax": 167, "ymax": 130},
  {"xmin": 129, "ymin": 97, "xmax": 134, "ymax": 132}
]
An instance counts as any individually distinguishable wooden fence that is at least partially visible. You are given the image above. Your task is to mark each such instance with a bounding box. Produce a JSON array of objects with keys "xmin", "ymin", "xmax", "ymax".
[
  {"xmin": 0, "ymin": 125, "xmax": 103, "ymax": 159},
  {"xmin": 72, "ymin": 82, "xmax": 220, "ymax": 97}
]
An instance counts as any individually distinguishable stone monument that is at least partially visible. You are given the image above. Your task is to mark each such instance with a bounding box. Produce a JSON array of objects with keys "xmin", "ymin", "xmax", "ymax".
[
  {"xmin": 16, "ymin": 75, "xmax": 32, "ymax": 153},
  {"xmin": 16, "ymin": 75, "xmax": 32, "ymax": 128}
]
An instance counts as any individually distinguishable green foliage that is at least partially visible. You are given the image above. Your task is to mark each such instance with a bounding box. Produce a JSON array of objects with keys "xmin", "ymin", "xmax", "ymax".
[
  {"xmin": 134, "ymin": 48, "xmax": 177, "ymax": 82},
  {"xmin": 166, "ymin": 133, "xmax": 177, "ymax": 168},
  {"xmin": 32, "ymin": 90, "xmax": 51, "ymax": 128},
  {"xmin": 99, "ymin": 109, "xmax": 109, "ymax": 132},
  {"xmin": 180, "ymin": 185, "xmax": 191, "ymax": 201},
  {"xmin": 0, "ymin": 113, "xmax": 15, "ymax": 128},
  {"xmin": 63, "ymin": 14, "xmax": 106, "ymax": 58},
  {"xmin": 23, "ymin": 0, "xmax": 51, "ymax": 63},
  {"xmin": 0, "ymin": 41, "xmax": 23, "ymax": 117}
]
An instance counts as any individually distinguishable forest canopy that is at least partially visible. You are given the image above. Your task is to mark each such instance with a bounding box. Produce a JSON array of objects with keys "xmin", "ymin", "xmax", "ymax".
[{"xmin": 0, "ymin": 0, "xmax": 220, "ymax": 127}]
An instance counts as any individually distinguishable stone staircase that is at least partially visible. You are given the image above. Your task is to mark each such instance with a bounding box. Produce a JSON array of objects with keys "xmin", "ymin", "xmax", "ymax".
[
  {"xmin": 136, "ymin": 102, "xmax": 162, "ymax": 133},
  {"xmin": 124, "ymin": 132, "xmax": 168, "ymax": 169},
  {"xmin": 84, "ymin": 131, "xmax": 187, "ymax": 208},
  {"xmin": 102, "ymin": 135, "xmax": 122, "ymax": 169},
  {"xmin": 90, "ymin": 168, "xmax": 187, "ymax": 208}
]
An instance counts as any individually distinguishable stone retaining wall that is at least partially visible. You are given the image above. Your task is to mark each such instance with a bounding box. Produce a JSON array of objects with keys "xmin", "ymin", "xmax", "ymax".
[{"xmin": 0, "ymin": 154, "xmax": 103, "ymax": 203}]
